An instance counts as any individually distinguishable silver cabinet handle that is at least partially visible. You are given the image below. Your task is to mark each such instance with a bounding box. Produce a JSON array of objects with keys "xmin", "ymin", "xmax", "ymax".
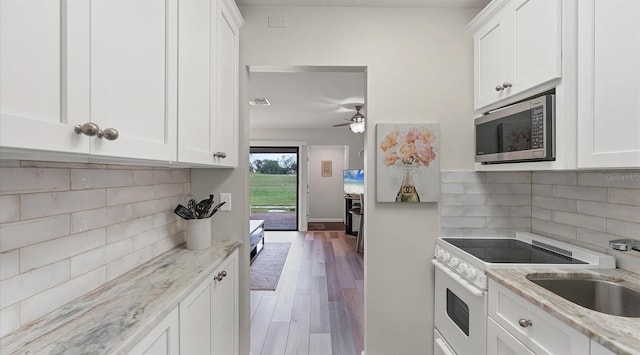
[
  {"xmin": 518, "ymin": 319, "xmax": 532, "ymax": 328},
  {"xmin": 98, "ymin": 127, "xmax": 119, "ymax": 141},
  {"xmin": 495, "ymin": 85, "xmax": 504, "ymax": 92},
  {"xmin": 74, "ymin": 123, "xmax": 119, "ymax": 141},
  {"xmin": 74, "ymin": 122, "xmax": 101, "ymax": 137},
  {"xmin": 214, "ymin": 270, "xmax": 227, "ymax": 281},
  {"xmin": 502, "ymin": 82, "xmax": 512, "ymax": 89},
  {"xmin": 213, "ymin": 152, "xmax": 227, "ymax": 158}
]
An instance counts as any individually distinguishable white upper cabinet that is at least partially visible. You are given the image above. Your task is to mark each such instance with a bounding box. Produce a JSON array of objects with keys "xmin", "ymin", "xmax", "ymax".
[
  {"xmin": 177, "ymin": 0, "xmax": 241, "ymax": 167},
  {"xmin": 213, "ymin": 0, "xmax": 241, "ymax": 167},
  {"xmin": 0, "ymin": 0, "xmax": 87, "ymax": 154},
  {"xmin": 577, "ymin": 0, "xmax": 640, "ymax": 168},
  {"xmin": 1, "ymin": 0, "xmax": 178, "ymax": 161},
  {"xmin": 86, "ymin": 0, "xmax": 178, "ymax": 161},
  {"xmin": 471, "ymin": 0, "xmax": 562, "ymax": 111}
]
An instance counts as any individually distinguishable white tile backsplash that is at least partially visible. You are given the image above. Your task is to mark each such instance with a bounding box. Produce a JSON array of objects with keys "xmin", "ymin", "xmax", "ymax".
[
  {"xmin": 0, "ymin": 215, "xmax": 70, "ymax": 252},
  {"xmin": 20, "ymin": 189, "xmax": 106, "ymax": 220},
  {"xmin": 0, "ymin": 196, "xmax": 19, "ymax": 224},
  {"xmin": 0, "ymin": 161, "xmax": 190, "ymax": 335},
  {"xmin": 442, "ymin": 170, "xmax": 640, "ymax": 272}
]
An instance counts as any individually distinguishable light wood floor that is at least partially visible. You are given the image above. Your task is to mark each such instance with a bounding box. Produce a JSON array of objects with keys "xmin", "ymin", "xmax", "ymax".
[{"xmin": 250, "ymin": 230, "xmax": 364, "ymax": 355}]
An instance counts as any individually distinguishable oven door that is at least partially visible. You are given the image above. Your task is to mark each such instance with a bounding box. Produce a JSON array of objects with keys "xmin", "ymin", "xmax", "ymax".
[{"xmin": 433, "ymin": 259, "xmax": 487, "ymax": 355}]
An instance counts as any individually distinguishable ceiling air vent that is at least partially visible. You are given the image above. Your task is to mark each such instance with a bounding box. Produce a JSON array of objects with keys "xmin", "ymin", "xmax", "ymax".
[{"xmin": 249, "ymin": 98, "xmax": 271, "ymax": 106}]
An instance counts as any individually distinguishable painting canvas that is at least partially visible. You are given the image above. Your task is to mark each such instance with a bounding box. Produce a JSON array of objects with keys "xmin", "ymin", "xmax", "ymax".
[
  {"xmin": 321, "ymin": 160, "xmax": 332, "ymax": 177},
  {"xmin": 376, "ymin": 123, "xmax": 440, "ymax": 202}
]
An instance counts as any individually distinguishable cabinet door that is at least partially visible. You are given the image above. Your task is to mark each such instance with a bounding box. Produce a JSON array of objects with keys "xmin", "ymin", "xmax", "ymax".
[
  {"xmin": 128, "ymin": 307, "xmax": 179, "ymax": 355},
  {"xmin": 212, "ymin": 0, "xmax": 241, "ymax": 167},
  {"xmin": 487, "ymin": 317, "xmax": 535, "ymax": 355},
  {"xmin": 177, "ymin": 0, "xmax": 216, "ymax": 165},
  {"xmin": 212, "ymin": 249, "xmax": 239, "ymax": 355},
  {"xmin": 577, "ymin": 0, "xmax": 640, "ymax": 168},
  {"xmin": 0, "ymin": 0, "xmax": 88, "ymax": 153},
  {"xmin": 86, "ymin": 0, "xmax": 178, "ymax": 161},
  {"xmin": 506, "ymin": 0, "xmax": 561, "ymax": 97},
  {"xmin": 474, "ymin": 12, "xmax": 509, "ymax": 109},
  {"xmin": 180, "ymin": 277, "xmax": 213, "ymax": 355}
]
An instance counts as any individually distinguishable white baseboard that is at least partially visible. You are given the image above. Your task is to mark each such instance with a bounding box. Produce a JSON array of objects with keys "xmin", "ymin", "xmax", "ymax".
[{"xmin": 308, "ymin": 218, "xmax": 343, "ymax": 223}]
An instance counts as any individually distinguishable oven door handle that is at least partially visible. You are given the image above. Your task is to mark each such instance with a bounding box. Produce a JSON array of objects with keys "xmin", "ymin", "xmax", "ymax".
[
  {"xmin": 435, "ymin": 337, "xmax": 456, "ymax": 355},
  {"xmin": 432, "ymin": 259, "xmax": 484, "ymax": 297}
]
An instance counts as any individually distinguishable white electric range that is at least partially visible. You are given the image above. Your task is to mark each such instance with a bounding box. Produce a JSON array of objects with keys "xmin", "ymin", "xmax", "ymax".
[{"xmin": 432, "ymin": 232, "xmax": 616, "ymax": 355}]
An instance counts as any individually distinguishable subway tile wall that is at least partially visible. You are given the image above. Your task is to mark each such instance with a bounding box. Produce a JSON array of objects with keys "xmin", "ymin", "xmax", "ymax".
[
  {"xmin": 0, "ymin": 161, "xmax": 190, "ymax": 337},
  {"xmin": 440, "ymin": 171, "xmax": 532, "ymax": 238},
  {"xmin": 531, "ymin": 171, "xmax": 640, "ymax": 273},
  {"xmin": 441, "ymin": 170, "xmax": 640, "ymax": 273}
]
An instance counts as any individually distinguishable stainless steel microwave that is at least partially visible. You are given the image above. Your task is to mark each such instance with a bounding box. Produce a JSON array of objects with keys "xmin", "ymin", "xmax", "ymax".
[{"xmin": 475, "ymin": 94, "xmax": 555, "ymax": 164}]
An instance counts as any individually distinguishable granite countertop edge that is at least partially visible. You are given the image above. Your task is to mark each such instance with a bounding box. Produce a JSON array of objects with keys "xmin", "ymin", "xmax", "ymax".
[
  {"xmin": 486, "ymin": 267, "xmax": 640, "ymax": 355},
  {"xmin": 0, "ymin": 240, "xmax": 242, "ymax": 355}
]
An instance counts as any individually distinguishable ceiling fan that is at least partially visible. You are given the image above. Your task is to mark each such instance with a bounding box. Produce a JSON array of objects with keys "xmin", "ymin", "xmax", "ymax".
[{"xmin": 333, "ymin": 105, "xmax": 365, "ymax": 133}]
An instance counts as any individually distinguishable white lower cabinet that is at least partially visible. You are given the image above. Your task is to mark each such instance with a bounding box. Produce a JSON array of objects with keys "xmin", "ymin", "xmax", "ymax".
[
  {"xmin": 488, "ymin": 279, "xmax": 618, "ymax": 355},
  {"xmin": 487, "ymin": 317, "xmax": 535, "ymax": 355},
  {"xmin": 488, "ymin": 279, "xmax": 589, "ymax": 355},
  {"xmin": 128, "ymin": 308, "xmax": 180, "ymax": 355},
  {"xmin": 130, "ymin": 249, "xmax": 238, "ymax": 355},
  {"xmin": 180, "ymin": 277, "xmax": 213, "ymax": 354},
  {"xmin": 212, "ymin": 249, "xmax": 239, "ymax": 355}
]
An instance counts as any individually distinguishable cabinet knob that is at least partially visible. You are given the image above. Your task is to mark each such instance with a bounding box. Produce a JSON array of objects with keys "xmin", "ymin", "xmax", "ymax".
[
  {"xmin": 214, "ymin": 270, "xmax": 227, "ymax": 281},
  {"xmin": 518, "ymin": 319, "xmax": 533, "ymax": 328},
  {"xmin": 74, "ymin": 123, "xmax": 119, "ymax": 141},
  {"xmin": 502, "ymin": 82, "xmax": 512, "ymax": 89},
  {"xmin": 98, "ymin": 128, "xmax": 119, "ymax": 141},
  {"xmin": 495, "ymin": 85, "xmax": 504, "ymax": 92},
  {"xmin": 213, "ymin": 152, "xmax": 227, "ymax": 159},
  {"xmin": 74, "ymin": 122, "xmax": 101, "ymax": 137}
]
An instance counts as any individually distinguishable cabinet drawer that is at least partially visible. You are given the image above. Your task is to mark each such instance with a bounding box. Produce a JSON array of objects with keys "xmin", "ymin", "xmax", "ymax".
[{"xmin": 488, "ymin": 279, "xmax": 589, "ymax": 355}]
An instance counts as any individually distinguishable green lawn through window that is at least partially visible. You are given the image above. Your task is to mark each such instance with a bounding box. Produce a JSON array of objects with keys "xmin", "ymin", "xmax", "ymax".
[{"xmin": 250, "ymin": 173, "xmax": 297, "ymax": 212}]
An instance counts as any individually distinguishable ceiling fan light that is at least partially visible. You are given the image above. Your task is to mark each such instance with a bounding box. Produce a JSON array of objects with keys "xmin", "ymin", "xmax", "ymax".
[{"xmin": 350, "ymin": 121, "xmax": 365, "ymax": 133}]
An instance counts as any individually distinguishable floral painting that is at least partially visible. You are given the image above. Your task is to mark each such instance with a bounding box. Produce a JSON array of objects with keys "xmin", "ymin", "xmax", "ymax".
[{"xmin": 376, "ymin": 123, "xmax": 440, "ymax": 202}]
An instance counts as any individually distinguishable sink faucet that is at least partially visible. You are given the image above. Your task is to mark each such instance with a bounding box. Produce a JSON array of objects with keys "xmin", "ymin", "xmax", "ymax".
[{"xmin": 609, "ymin": 239, "xmax": 640, "ymax": 252}]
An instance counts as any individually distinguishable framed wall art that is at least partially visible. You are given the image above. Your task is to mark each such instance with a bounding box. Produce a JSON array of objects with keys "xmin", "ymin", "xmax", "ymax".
[
  {"xmin": 376, "ymin": 123, "xmax": 440, "ymax": 202},
  {"xmin": 321, "ymin": 160, "xmax": 332, "ymax": 177}
]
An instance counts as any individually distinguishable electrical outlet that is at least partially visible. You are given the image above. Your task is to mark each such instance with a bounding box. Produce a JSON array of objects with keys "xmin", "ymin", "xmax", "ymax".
[{"xmin": 220, "ymin": 193, "xmax": 231, "ymax": 211}]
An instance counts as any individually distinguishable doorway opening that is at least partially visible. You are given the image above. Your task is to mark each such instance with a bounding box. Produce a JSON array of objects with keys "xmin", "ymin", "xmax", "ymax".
[{"xmin": 249, "ymin": 146, "xmax": 299, "ymax": 231}]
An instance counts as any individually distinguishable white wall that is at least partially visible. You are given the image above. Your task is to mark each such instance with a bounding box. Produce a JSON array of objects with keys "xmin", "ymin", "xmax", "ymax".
[
  {"xmin": 308, "ymin": 145, "xmax": 345, "ymax": 222},
  {"xmin": 240, "ymin": 6, "xmax": 479, "ymax": 354}
]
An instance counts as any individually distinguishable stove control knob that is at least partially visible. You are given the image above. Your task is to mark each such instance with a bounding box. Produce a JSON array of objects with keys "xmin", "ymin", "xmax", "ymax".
[
  {"xmin": 457, "ymin": 263, "xmax": 468, "ymax": 273},
  {"xmin": 441, "ymin": 251, "xmax": 451, "ymax": 262},
  {"xmin": 435, "ymin": 248, "xmax": 443, "ymax": 258},
  {"xmin": 449, "ymin": 257, "xmax": 459, "ymax": 268},
  {"xmin": 466, "ymin": 267, "xmax": 477, "ymax": 279}
]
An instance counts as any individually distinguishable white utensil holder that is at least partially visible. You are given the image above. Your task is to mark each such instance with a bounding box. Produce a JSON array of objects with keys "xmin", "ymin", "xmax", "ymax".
[{"xmin": 186, "ymin": 218, "xmax": 212, "ymax": 250}]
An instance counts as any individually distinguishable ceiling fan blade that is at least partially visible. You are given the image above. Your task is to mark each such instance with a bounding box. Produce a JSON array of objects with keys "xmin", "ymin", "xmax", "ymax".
[{"xmin": 332, "ymin": 122, "xmax": 352, "ymax": 127}]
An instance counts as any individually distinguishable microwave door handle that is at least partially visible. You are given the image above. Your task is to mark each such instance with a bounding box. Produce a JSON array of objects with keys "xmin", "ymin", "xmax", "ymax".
[
  {"xmin": 497, "ymin": 123, "xmax": 504, "ymax": 152},
  {"xmin": 432, "ymin": 259, "xmax": 484, "ymax": 297}
]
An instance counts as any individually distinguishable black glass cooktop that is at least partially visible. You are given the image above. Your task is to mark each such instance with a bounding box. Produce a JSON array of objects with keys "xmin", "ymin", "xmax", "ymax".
[{"xmin": 443, "ymin": 238, "xmax": 587, "ymax": 264}]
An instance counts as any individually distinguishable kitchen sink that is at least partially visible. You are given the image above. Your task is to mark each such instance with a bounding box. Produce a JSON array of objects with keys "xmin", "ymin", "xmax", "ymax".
[{"xmin": 526, "ymin": 275, "xmax": 640, "ymax": 317}]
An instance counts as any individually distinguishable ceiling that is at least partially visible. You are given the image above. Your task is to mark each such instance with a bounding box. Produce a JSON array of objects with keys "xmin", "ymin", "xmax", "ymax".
[
  {"xmin": 249, "ymin": 69, "xmax": 366, "ymax": 129},
  {"xmin": 236, "ymin": 0, "xmax": 490, "ymax": 8}
]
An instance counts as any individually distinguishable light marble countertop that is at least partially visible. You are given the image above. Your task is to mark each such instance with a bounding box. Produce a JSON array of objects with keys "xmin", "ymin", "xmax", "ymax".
[
  {"xmin": 487, "ymin": 267, "xmax": 640, "ymax": 355},
  {"xmin": 0, "ymin": 240, "xmax": 241, "ymax": 355}
]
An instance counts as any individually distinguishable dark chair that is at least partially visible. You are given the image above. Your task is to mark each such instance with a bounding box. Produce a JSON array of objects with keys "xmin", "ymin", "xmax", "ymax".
[{"xmin": 349, "ymin": 194, "xmax": 364, "ymax": 253}]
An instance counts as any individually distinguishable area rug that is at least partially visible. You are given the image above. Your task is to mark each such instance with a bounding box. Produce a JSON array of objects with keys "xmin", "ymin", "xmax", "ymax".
[{"xmin": 250, "ymin": 242, "xmax": 291, "ymax": 290}]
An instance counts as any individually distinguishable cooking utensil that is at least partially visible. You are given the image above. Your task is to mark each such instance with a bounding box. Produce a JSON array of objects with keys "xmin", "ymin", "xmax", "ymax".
[
  {"xmin": 173, "ymin": 204, "xmax": 193, "ymax": 220},
  {"xmin": 195, "ymin": 194, "xmax": 214, "ymax": 218},
  {"xmin": 204, "ymin": 201, "xmax": 226, "ymax": 218}
]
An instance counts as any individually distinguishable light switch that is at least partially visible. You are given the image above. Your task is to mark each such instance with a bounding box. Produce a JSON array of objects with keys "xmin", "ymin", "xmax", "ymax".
[{"xmin": 220, "ymin": 193, "xmax": 231, "ymax": 211}]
